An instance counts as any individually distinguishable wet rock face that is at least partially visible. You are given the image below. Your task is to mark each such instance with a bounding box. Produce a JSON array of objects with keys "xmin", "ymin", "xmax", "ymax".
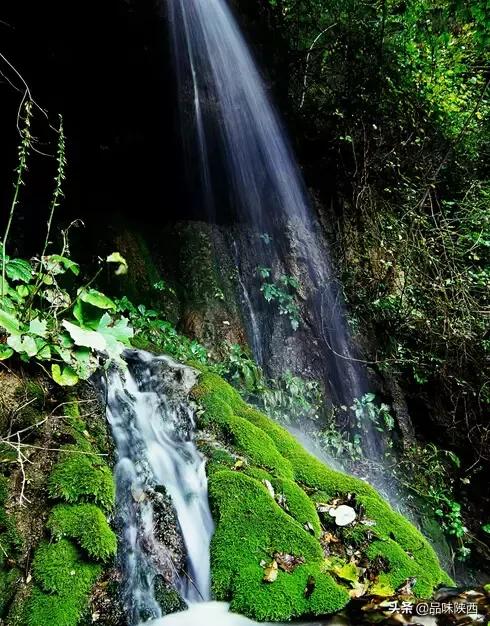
[{"xmin": 149, "ymin": 486, "xmax": 187, "ymax": 581}]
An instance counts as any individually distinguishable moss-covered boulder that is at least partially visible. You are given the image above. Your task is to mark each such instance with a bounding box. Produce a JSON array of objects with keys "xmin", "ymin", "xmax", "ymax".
[{"xmin": 192, "ymin": 371, "xmax": 452, "ymax": 622}]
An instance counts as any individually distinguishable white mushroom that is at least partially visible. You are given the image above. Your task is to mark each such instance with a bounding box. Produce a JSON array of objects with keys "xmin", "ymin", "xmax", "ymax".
[{"xmin": 332, "ymin": 504, "xmax": 356, "ymax": 526}]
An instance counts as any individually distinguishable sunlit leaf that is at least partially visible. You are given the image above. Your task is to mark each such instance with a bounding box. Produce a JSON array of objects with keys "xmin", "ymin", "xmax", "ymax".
[
  {"xmin": 106, "ymin": 252, "xmax": 128, "ymax": 276},
  {"xmin": 43, "ymin": 254, "xmax": 80, "ymax": 276},
  {"xmin": 62, "ymin": 320, "xmax": 107, "ymax": 352},
  {"xmin": 79, "ymin": 288, "xmax": 116, "ymax": 311},
  {"xmin": 29, "ymin": 317, "xmax": 48, "ymax": 338},
  {"xmin": 7, "ymin": 333, "xmax": 38, "ymax": 357},
  {"xmin": 51, "ymin": 364, "xmax": 79, "ymax": 386},
  {"xmin": 0, "ymin": 308, "xmax": 20, "ymax": 334}
]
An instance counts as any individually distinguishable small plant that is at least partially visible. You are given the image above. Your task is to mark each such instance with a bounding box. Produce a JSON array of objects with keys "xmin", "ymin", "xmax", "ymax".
[
  {"xmin": 0, "ymin": 102, "xmax": 133, "ymax": 386},
  {"xmin": 256, "ymin": 266, "xmax": 301, "ymax": 330},
  {"xmin": 153, "ymin": 279, "xmax": 176, "ymax": 296},
  {"xmin": 115, "ymin": 297, "xmax": 209, "ymax": 364},
  {"xmin": 351, "ymin": 393, "xmax": 394, "ymax": 432}
]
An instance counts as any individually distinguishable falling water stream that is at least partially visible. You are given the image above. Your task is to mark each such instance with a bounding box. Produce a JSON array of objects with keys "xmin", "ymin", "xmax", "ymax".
[{"xmin": 102, "ymin": 351, "xmax": 214, "ymax": 624}]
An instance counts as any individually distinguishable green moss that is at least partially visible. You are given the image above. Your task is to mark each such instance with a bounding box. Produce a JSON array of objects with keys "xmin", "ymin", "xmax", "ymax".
[
  {"xmin": 269, "ymin": 477, "xmax": 322, "ymax": 538},
  {"xmin": 13, "ymin": 381, "xmax": 45, "ymax": 428},
  {"xmin": 0, "ymin": 567, "xmax": 20, "ymax": 616},
  {"xmin": 47, "ymin": 504, "xmax": 117, "ymax": 562},
  {"xmin": 27, "ymin": 587, "xmax": 91, "ymax": 626},
  {"xmin": 32, "ymin": 539, "xmax": 101, "ymax": 596},
  {"xmin": 194, "ymin": 374, "xmax": 293, "ymax": 479},
  {"xmin": 0, "ymin": 508, "xmax": 22, "ymax": 569},
  {"xmin": 208, "ymin": 470, "xmax": 349, "ymax": 621},
  {"xmin": 0, "ymin": 475, "xmax": 9, "ymax": 505},
  {"xmin": 48, "ymin": 447, "xmax": 115, "ymax": 512},
  {"xmin": 366, "ymin": 539, "xmax": 433, "ymax": 597},
  {"xmin": 194, "ymin": 369, "xmax": 451, "ymax": 620}
]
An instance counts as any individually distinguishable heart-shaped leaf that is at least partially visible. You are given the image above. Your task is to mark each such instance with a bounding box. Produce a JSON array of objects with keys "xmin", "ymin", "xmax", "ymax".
[
  {"xmin": 29, "ymin": 317, "xmax": 48, "ymax": 338},
  {"xmin": 62, "ymin": 320, "xmax": 107, "ymax": 352},
  {"xmin": 51, "ymin": 364, "xmax": 79, "ymax": 386},
  {"xmin": 7, "ymin": 333, "xmax": 38, "ymax": 357}
]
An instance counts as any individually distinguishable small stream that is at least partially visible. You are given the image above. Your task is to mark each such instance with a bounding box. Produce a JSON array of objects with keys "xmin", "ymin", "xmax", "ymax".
[{"xmin": 102, "ymin": 351, "xmax": 214, "ymax": 624}]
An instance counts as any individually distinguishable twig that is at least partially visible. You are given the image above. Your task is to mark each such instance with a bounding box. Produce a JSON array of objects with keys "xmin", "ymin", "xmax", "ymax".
[{"xmin": 299, "ymin": 23, "xmax": 337, "ymax": 109}]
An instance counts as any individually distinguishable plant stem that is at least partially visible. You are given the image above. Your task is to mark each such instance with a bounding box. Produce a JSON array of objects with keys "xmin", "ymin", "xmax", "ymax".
[{"xmin": 1, "ymin": 100, "xmax": 33, "ymax": 297}]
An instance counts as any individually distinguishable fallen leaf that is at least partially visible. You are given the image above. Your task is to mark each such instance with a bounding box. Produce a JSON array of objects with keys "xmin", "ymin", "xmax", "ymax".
[
  {"xmin": 263, "ymin": 560, "xmax": 278, "ymax": 583},
  {"xmin": 349, "ymin": 581, "xmax": 368, "ymax": 598},
  {"xmin": 263, "ymin": 479, "xmax": 275, "ymax": 498},
  {"xmin": 304, "ymin": 521, "xmax": 315, "ymax": 534},
  {"xmin": 274, "ymin": 552, "xmax": 305, "ymax": 573},
  {"xmin": 316, "ymin": 502, "xmax": 331, "ymax": 513},
  {"xmin": 397, "ymin": 577, "xmax": 417, "ymax": 596},
  {"xmin": 275, "ymin": 493, "xmax": 289, "ymax": 510}
]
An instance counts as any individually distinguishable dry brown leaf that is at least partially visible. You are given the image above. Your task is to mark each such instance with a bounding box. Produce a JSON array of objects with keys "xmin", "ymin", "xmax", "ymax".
[
  {"xmin": 274, "ymin": 552, "xmax": 305, "ymax": 573},
  {"xmin": 263, "ymin": 560, "xmax": 278, "ymax": 583}
]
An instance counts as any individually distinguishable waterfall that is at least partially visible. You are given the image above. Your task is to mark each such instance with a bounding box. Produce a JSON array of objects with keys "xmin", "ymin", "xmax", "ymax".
[
  {"xmin": 167, "ymin": 0, "xmax": 366, "ymax": 408},
  {"xmin": 168, "ymin": 0, "xmax": 381, "ymax": 451},
  {"xmin": 101, "ymin": 351, "xmax": 214, "ymax": 624}
]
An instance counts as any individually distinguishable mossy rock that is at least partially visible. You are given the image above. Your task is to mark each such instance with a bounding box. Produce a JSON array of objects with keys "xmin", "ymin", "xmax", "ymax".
[
  {"xmin": 192, "ymin": 371, "xmax": 452, "ymax": 622},
  {"xmin": 32, "ymin": 539, "xmax": 102, "ymax": 596},
  {"xmin": 47, "ymin": 504, "xmax": 117, "ymax": 562},
  {"xmin": 48, "ymin": 446, "xmax": 115, "ymax": 512}
]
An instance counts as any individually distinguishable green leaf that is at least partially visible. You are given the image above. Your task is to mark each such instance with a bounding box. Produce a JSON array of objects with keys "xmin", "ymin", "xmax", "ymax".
[
  {"xmin": 51, "ymin": 364, "xmax": 79, "ymax": 387},
  {"xmin": 29, "ymin": 317, "xmax": 48, "ymax": 338},
  {"xmin": 482, "ymin": 524, "xmax": 490, "ymax": 534},
  {"xmin": 62, "ymin": 320, "xmax": 107, "ymax": 352},
  {"xmin": 16, "ymin": 284, "xmax": 30, "ymax": 298},
  {"xmin": 7, "ymin": 333, "xmax": 38, "ymax": 357},
  {"xmin": 0, "ymin": 308, "xmax": 20, "ymax": 334},
  {"xmin": 43, "ymin": 254, "xmax": 80, "ymax": 276},
  {"xmin": 106, "ymin": 252, "xmax": 128, "ymax": 276},
  {"xmin": 78, "ymin": 289, "xmax": 116, "ymax": 311},
  {"xmin": 446, "ymin": 451, "xmax": 461, "ymax": 468},
  {"xmin": 6, "ymin": 258, "xmax": 32, "ymax": 283},
  {"xmin": 336, "ymin": 562, "xmax": 359, "ymax": 584},
  {"xmin": 36, "ymin": 343, "xmax": 51, "ymax": 360},
  {"xmin": 97, "ymin": 313, "xmax": 133, "ymax": 345},
  {"xmin": 71, "ymin": 347, "xmax": 97, "ymax": 380},
  {"xmin": 0, "ymin": 345, "xmax": 14, "ymax": 360}
]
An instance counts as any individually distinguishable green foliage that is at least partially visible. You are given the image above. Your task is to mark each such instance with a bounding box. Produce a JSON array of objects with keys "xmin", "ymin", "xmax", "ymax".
[
  {"xmin": 116, "ymin": 297, "xmax": 209, "ymax": 364},
  {"xmin": 48, "ymin": 447, "xmax": 115, "ymax": 512},
  {"xmin": 392, "ymin": 442, "xmax": 471, "ymax": 560},
  {"xmin": 47, "ymin": 503, "xmax": 117, "ymax": 562},
  {"xmin": 216, "ymin": 343, "xmax": 322, "ymax": 426},
  {"xmin": 0, "ymin": 101, "xmax": 133, "ymax": 387},
  {"xmin": 262, "ymin": 0, "xmax": 489, "ymax": 506},
  {"xmin": 256, "ymin": 267, "xmax": 301, "ymax": 330},
  {"xmin": 193, "ymin": 370, "xmax": 450, "ymax": 620}
]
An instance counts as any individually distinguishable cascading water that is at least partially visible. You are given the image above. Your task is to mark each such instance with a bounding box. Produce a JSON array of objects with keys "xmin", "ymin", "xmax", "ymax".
[
  {"xmin": 100, "ymin": 351, "xmax": 214, "ymax": 624},
  {"xmin": 168, "ymin": 0, "xmax": 383, "ymax": 456}
]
